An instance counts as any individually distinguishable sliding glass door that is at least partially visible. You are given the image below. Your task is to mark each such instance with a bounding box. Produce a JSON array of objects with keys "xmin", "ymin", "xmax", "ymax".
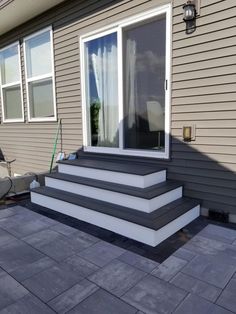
[
  {"xmin": 123, "ymin": 15, "xmax": 166, "ymax": 151},
  {"xmin": 84, "ymin": 32, "xmax": 119, "ymax": 147},
  {"xmin": 81, "ymin": 5, "xmax": 170, "ymax": 158}
]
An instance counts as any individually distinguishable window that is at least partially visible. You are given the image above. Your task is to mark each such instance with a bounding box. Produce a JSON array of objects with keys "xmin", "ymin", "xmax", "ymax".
[
  {"xmin": 81, "ymin": 5, "xmax": 171, "ymax": 158},
  {"xmin": 0, "ymin": 42, "xmax": 24, "ymax": 122},
  {"xmin": 24, "ymin": 27, "xmax": 56, "ymax": 121}
]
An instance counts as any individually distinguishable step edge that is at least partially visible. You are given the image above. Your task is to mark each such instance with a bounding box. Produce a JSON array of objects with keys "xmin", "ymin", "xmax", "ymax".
[
  {"xmin": 57, "ymin": 159, "xmax": 167, "ymax": 175},
  {"xmin": 46, "ymin": 173, "xmax": 183, "ymax": 199},
  {"xmin": 31, "ymin": 187, "xmax": 200, "ymax": 231},
  {"xmin": 31, "ymin": 192, "xmax": 200, "ymax": 246}
]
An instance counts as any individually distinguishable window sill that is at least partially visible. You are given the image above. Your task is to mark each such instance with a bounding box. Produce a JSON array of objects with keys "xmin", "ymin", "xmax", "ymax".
[
  {"xmin": 84, "ymin": 146, "xmax": 170, "ymax": 159},
  {"xmin": 27, "ymin": 117, "xmax": 57, "ymax": 123},
  {"xmin": 2, "ymin": 118, "xmax": 24, "ymax": 123}
]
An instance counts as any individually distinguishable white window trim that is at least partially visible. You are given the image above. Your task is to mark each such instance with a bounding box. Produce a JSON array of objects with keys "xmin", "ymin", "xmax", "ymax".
[
  {"xmin": 80, "ymin": 4, "xmax": 172, "ymax": 159},
  {"xmin": 0, "ymin": 41, "xmax": 24, "ymax": 123},
  {"xmin": 23, "ymin": 26, "xmax": 57, "ymax": 122}
]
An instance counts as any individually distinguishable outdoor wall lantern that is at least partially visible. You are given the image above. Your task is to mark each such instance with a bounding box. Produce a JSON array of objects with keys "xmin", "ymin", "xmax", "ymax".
[
  {"xmin": 183, "ymin": 125, "xmax": 196, "ymax": 142},
  {"xmin": 183, "ymin": 126, "xmax": 192, "ymax": 142},
  {"xmin": 183, "ymin": 0, "xmax": 197, "ymax": 34}
]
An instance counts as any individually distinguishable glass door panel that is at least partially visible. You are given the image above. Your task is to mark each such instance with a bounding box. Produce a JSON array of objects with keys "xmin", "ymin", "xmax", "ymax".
[
  {"xmin": 123, "ymin": 14, "xmax": 166, "ymax": 150},
  {"xmin": 84, "ymin": 32, "xmax": 119, "ymax": 147}
]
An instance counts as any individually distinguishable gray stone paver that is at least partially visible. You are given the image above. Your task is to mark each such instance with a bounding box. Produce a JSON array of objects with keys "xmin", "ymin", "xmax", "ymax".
[
  {"xmin": 122, "ymin": 275, "xmax": 187, "ymax": 314},
  {"xmin": 7, "ymin": 206, "xmax": 57, "ymax": 227},
  {"xmin": 88, "ymin": 259, "xmax": 146, "ymax": 297},
  {"xmin": 183, "ymin": 234, "xmax": 228, "ymax": 256},
  {"xmin": 23, "ymin": 228, "xmax": 98, "ymax": 262},
  {"xmin": 118, "ymin": 251, "xmax": 160, "ymax": 273},
  {"xmin": 222, "ymin": 245, "xmax": 236, "ymax": 263},
  {"xmin": 0, "ymin": 209, "xmax": 56, "ymax": 238},
  {"xmin": 0, "ymin": 238, "xmax": 45, "ymax": 273},
  {"xmin": 217, "ymin": 276, "xmax": 236, "ymax": 313},
  {"xmin": 0, "ymin": 271, "xmax": 29, "ymax": 311},
  {"xmin": 181, "ymin": 253, "xmax": 236, "ymax": 288},
  {"xmin": 67, "ymin": 289, "xmax": 137, "ymax": 314},
  {"xmin": 170, "ymin": 272, "xmax": 222, "ymax": 302},
  {"xmin": 151, "ymin": 255, "xmax": 187, "ymax": 281},
  {"xmin": 173, "ymin": 293, "xmax": 233, "ymax": 314},
  {"xmin": 48, "ymin": 279, "xmax": 99, "ymax": 313},
  {"xmin": 23, "ymin": 228, "xmax": 61, "ymax": 248},
  {"xmin": 198, "ymin": 224, "xmax": 236, "ymax": 244},
  {"xmin": 78, "ymin": 240, "xmax": 126, "ymax": 267},
  {"xmin": 0, "ymin": 293, "xmax": 55, "ymax": 314},
  {"xmin": 50, "ymin": 222, "xmax": 79, "ymax": 236},
  {"xmin": 22, "ymin": 264, "xmax": 83, "ymax": 302},
  {"xmin": 173, "ymin": 247, "xmax": 197, "ymax": 261},
  {"xmin": 2, "ymin": 206, "xmax": 34, "ymax": 217},
  {"xmin": 10, "ymin": 256, "xmax": 56, "ymax": 282},
  {"xmin": 0, "ymin": 208, "xmax": 16, "ymax": 219},
  {"xmin": 0, "ymin": 206, "xmax": 236, "ymax": 314},
  {"xmin": 61, "ymin": 254, "xmax": 100, "ymax": 278},
  {"xmin": 0, "ymin": 228, "xmax": 16, "ymax": 247}
]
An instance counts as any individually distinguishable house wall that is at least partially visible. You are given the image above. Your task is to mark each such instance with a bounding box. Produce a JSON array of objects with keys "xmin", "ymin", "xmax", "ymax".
[
  {"xmin": 168, "ymin": 0, "xmax": 236, "ymax": 215},
  {"xmin": 0, "ymin": 0, "xmax": 235, "ymax": 214}
]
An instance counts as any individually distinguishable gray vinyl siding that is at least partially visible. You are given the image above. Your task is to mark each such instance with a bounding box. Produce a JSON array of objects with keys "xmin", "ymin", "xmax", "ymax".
[
  {"xmin": 170, "ymin": 0, "xmax": 236, "ymax": 214},
  {"xmin": 0, "ymin": 0, "xmax": 235, "ymax": 214}
]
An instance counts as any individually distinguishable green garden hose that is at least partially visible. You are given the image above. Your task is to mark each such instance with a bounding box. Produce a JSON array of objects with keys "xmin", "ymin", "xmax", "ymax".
[{"xmin": 49, "ymin": 119, "xmax": 62, "ymax": 173}]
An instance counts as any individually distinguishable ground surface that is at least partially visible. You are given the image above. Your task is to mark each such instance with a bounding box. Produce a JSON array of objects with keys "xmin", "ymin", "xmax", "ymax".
[{"xmin": 0, "ymin": 205, "xmax": 236, "ymax": 313}]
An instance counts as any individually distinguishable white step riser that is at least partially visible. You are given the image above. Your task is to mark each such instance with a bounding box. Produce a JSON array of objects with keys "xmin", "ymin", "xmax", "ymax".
[
  {"xmin": 58, "ymin": 164, "xmax": 166, "ymax": 188},
  {"xmin": 31, "ymin": 192, "xmax": 200, "ymax": 247},
  {"xmin": 45, "ymin": 177, "xmax": 183, "ymax": 213}
]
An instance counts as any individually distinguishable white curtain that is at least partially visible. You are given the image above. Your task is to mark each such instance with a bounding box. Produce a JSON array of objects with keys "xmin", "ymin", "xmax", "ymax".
[
  {"xmin": 85, "ymin": 45, "xmax": 91, "ymax": 143},
  {"xmin": 125, "ymin": 39, "xmax": 137, "ymax": 129},
  {"xmin": 91, "ymin": 36, "xmax": 118, "ymax": 147}
]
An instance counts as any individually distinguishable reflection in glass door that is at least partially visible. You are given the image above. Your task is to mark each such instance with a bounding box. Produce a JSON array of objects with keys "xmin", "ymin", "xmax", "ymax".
[
  {"xmin": 84, "ymin": 32, "xmax": 119, "ymax": 147},
  {"xmin": 123, "ymin": 14, "xmax": 166, "ymax": 151}
]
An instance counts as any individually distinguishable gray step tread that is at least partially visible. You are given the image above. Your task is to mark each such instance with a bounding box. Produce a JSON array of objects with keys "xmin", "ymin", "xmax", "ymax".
[
  {"xmin": 32, "ymin": 187, "xmax": 200, "ymax": 231},
  {"xmin": 58, "ymin": 158, "xmax": 166, "ymax": 175},
  {"xmin": 46, "ymin": 172, "xmax": 182, "ymax": 200},
  {"xmin": 77, "ymin": 151, "xmax": 165, "ymax": 166}
]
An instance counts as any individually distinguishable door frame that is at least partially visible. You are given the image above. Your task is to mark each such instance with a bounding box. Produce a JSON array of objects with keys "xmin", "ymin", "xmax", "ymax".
[{"xmin": 80, "ymin": 3, "xmax": 172, "ymax": 159}]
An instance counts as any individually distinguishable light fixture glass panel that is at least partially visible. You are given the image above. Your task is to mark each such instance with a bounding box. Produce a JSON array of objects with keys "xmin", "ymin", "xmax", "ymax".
[{"xmin": 183, "ymin": 4, "xmax": 195, "ymax": 20}]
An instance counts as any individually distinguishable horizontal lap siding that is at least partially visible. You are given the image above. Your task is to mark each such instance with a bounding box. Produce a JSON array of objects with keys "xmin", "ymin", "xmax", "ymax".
[
  {"xmin": 0, "ymin": 0, "xmax": 132, "ymax": 174},
  {"xmin": 0, "ymin": 0, "xmax": 169, "ymax": 175},
  {"xmin": 170, "ymin": 0, "xmax": 236, "ymax": 213},
  {"xmin": 0, "ymin": 0, "xmax": 235, "ymax": 214},
  {"xmin": 0, "ymin": 0, "xmax": 94, "ymax": 174}
]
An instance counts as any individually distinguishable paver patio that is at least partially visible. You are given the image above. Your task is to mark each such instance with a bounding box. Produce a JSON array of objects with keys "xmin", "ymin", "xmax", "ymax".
[{"xmin": 0, "ymin": 205, "xmax": 236, "ymax": 313}]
